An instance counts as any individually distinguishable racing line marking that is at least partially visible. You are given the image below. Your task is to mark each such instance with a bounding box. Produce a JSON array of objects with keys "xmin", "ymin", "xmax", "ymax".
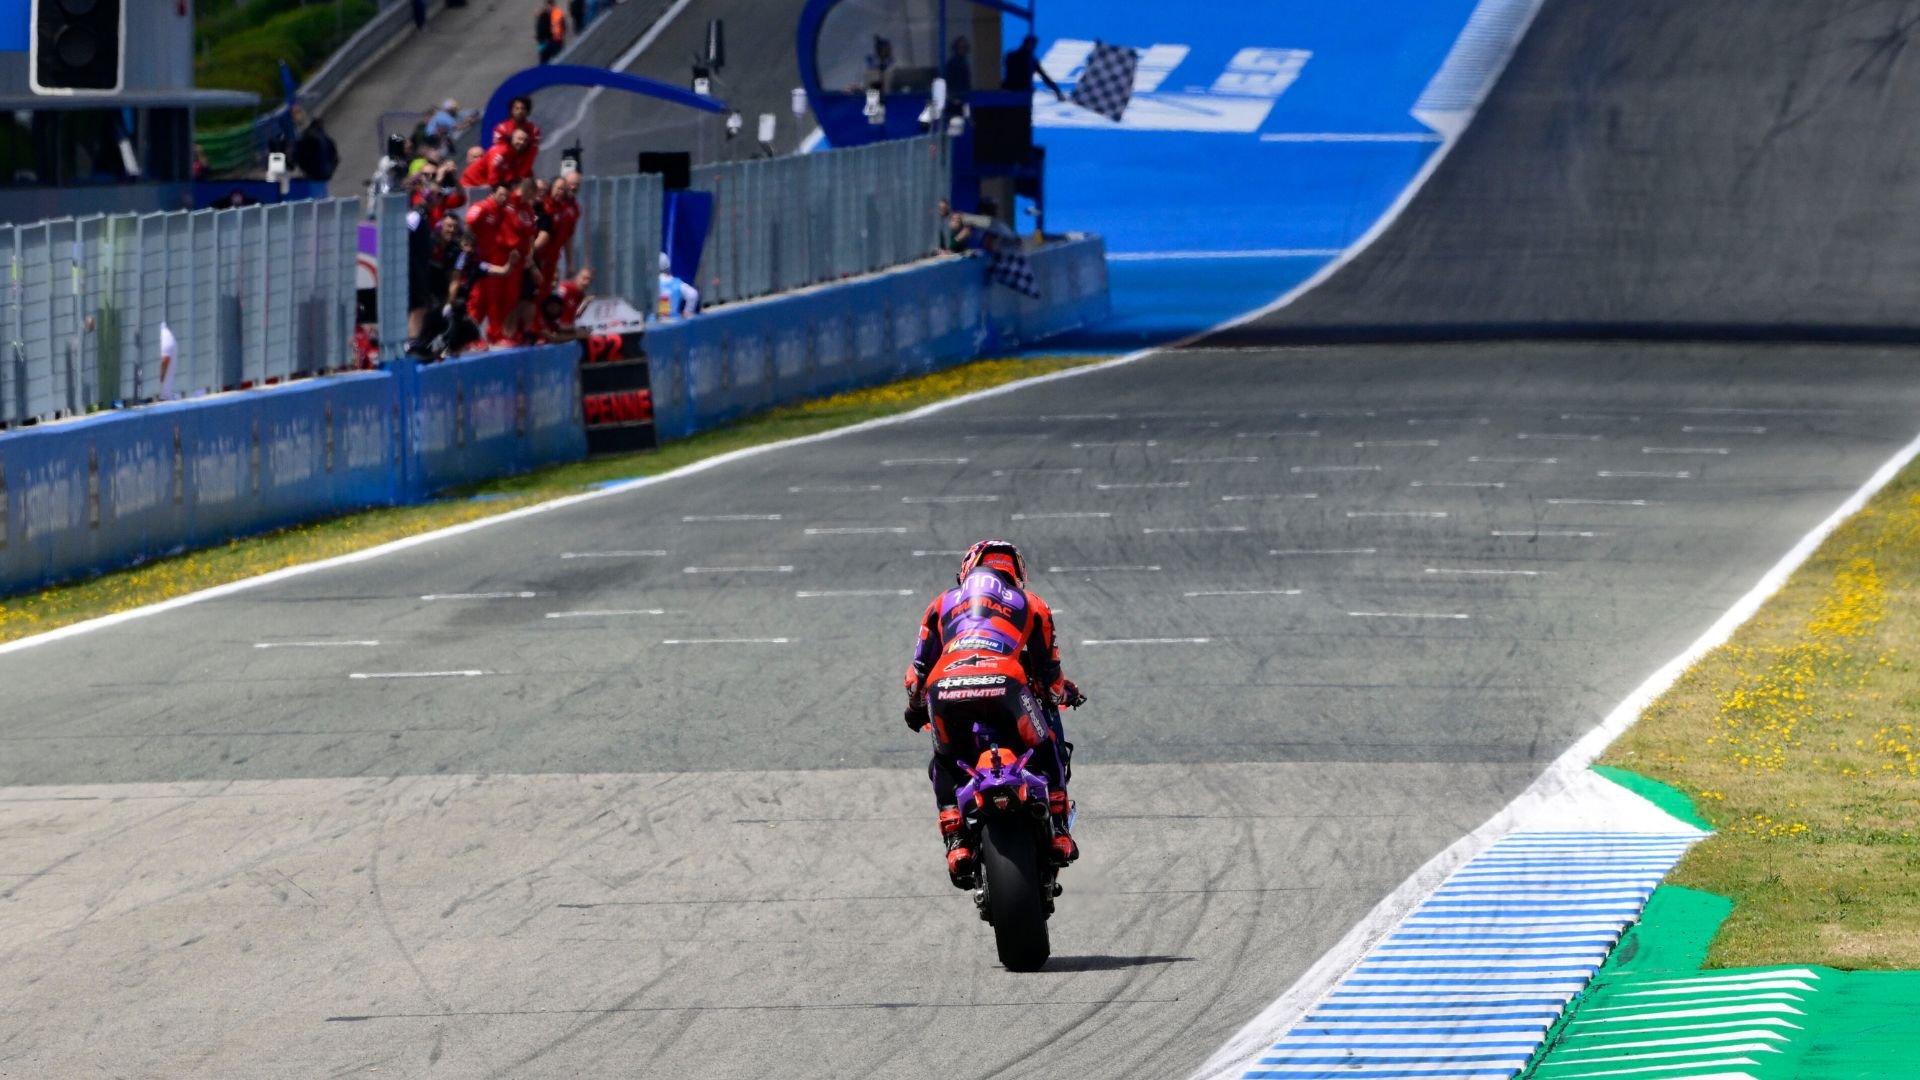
[
  {"xmin": 1598, "ymin": 470, "xmax": 1693, "ymax": 479},
  {"xmin": 900, "ymin": 495, "xmax": 1000, "ymax": 503},
  {"xmin": 1221, "ymin": 493, "xmax": 1320, "ymax": 501},
  {"xmin": 1424, "ymin": 568, "xmax": 1550, "ymax": 577},
  {"xmin": 419, "ymin": 592, "xmax": 536, "ymax": 601},
  {"xmin": 1011, "ymin": 512, "xmax": 1112, "ymax": 520},
  {"xmin": 682, "ymin": 514, "xmax": 782, "ymax": 522},
  {"xmin": 1411, "ymin": 480, "xmax": 1506, "ymax": 489},
  {"xmin": 804, "ymin": 526, "xmax": 912, "ymax": 535},
  {"xmin": 1348, "ymin": 611, "xmax": 1471, "ymax": 620},
  {"xmin": 1547, "ymin": 498, "xmax": 1651, "ymax": 507},
  {"xmin": 253, "ymin": 641, "xmax": 381, "ymax": 648},
  {"xmin": 681, "ymin": 566, "xmax": 795, "ymax": 574},
  {"xmin": 788, "ymin": 484, "xmax": 884, "ymax": 493},
  {"xmin": 544, "ymin": 610, "xmax": 671, "ymax": 618},
  {"xmin": 1682, "ymin": 425, "xmax": 1766, "ymax": 434},
  {"xmin": 794, "ymin": 589, "xmax": 915, "ymax": 598},
  {"xmin": 1642, "ymin": 447, "xmax": 1730, "ymax": 455},
  {"xmin": 1491, "ymin": 530, "xmax": 1611, "ymax": 538},
  {"xmin": 1347, "ymin": 510, "xmax": 1449, "ymax": 519},
  {"xmin": 1271, "ymin": 548, "xmax": 1379, "ymax": 556},
  {"xmin": 1184, "ymin": 589, "xmax": 1302, "ymax": 598},
  {"xmin": 1292, "ymin": 465, "xmax": 1382, "ymax": 473},
  {"xmin": 1143, "ymin": 526, "xmax": 1251, "ymax": 534},
  {"xmin": 1470, "ymin": 456, "xmax": 1559, "ymax": 464},
  {"xmin": 881, "ymin": 457, "xmax": 969, "ymax": 466},
  {"xmin": 660, "ymin": 638, "xmax": 790, "ymax": 646},
  {"xmin": 1082, "ymin": 637, "xmax": 1212, "ymax": 645},
  {"xmin": 1096, "ymin": 481, "xmax": 1191, "ymax": 490},
  {"xmin": 1049, "ymin": 565, "xmax": 1163, "ymax": 573},
  {"xmin": 349, "ymin": 670, "xmax": 490, "ymax": 679},
  {"xmin": 560, "ymin": 551, "xmax": 670, "ymax": 559}
]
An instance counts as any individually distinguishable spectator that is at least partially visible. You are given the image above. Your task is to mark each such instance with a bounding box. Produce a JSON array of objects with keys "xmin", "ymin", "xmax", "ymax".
[
  {"xmin": 500, "ymin": 176, "xmax": 541, "ymax": 342},
  {"xmin": 190, "ymin": 143, "xmax": 210, "ymax": 182},
  {"xmin": 410, "ymin": 0, "xmax": 426, "ymax": 30},
  {"xmin": 461, "ymin": 127, "xmax": 529, "ymax": 188},
  {"xmin": 535, "ymin": 1, "xmax": 566, "ymax": 65},
  {"xmin": 1004, "ymin": 34, "xmax": 1065, "ymax": 101},
  {"xmin": 656, "ymin": 252, "xmax": 699, "ymax": 320},
  {"xmin": 935, "ymin": 198, "xmax": 973, "ymax": 254},
  {"xmin": 520, "ymin": 177, "xmax": 556, "ymax": 339},
  {"xmin": 569, "ymin": 0, "xmax": 587, "ymax": 34},
  {"xmin": 157, "ymin": 321, "xmax": 180, "ymax": 402},
  {"xmin": 942, "ymin": 36, "xmax": 972, "ymax": 116},
  {"xmin": 290, "ymin": 108, "xmax": 340, "ymax": 182},
  {"xmin": 554, "ymin": 266, "xmax": 593, "ymax": 332},
  {"xmin": 865, "ymin": 36, "xmax": 896, "ymax": 92},
  {"xmin": 464, "ymin": 184, "xmax": 519, "ymax": 344},
  {"xmin": 368, "ymin": 132, "xmax": 411, "ymax": 201},
  {"xmin": 425, "ymin": 99, "xmax": 475, "ymax": 149},
  {"xmin": 538, "ymin": 173, "xmax": 580, "ymax": 290},
  {"xmin": 492, "ymin": 96, "xmax": 542, "ymax": 169}
]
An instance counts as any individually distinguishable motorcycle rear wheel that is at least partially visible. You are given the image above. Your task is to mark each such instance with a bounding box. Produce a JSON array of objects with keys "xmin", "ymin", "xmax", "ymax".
[{"xmin": 980, "ymin": 817, "xmax": 1051, "ymax": 971}]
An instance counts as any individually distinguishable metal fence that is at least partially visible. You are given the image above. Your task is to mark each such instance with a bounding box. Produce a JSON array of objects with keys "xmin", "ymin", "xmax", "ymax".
[
  {"xmin": 3, "ymin": 199, "xmax": 362, "ymax": 426},
  {"xmin": 694, "ymin": 135, "xmax": 948, "ymax": 306},
  {"xmin": 4, "ymin": 138, "xmax": 946, "ymax": 427}
]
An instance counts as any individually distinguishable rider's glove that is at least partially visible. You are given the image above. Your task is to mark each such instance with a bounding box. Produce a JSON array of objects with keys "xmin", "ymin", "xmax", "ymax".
[
  {"xmin": 1058, "ymin": 680, "xmax": 1087, "ymax": 709},
  {"xmin": 903, "ymin": 699, "xmax": 930, "ymax": 732}
]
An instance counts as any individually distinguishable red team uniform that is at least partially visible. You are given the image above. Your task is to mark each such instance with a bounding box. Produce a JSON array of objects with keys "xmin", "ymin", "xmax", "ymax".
[{"xmin": 464, "ymin": 196, "xmax": 514, "ymax": 342}]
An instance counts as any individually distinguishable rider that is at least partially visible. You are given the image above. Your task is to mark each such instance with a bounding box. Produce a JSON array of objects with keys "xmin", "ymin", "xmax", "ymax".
[{"xmin": 903, "ymin": 539, "xmax": 1086, "ymax": 887}]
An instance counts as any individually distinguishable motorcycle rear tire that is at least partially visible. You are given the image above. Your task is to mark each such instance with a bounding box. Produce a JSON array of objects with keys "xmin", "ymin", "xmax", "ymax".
[{"xmin": 981, "ymin": 817, "xmax": 1051, "ymax": 972}]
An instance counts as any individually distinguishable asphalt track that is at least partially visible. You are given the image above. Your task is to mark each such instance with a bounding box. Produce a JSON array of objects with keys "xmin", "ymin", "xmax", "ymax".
[
  {"xmin": 1262, "ymin": 0, "xmax": 1920, "ymax": 337},
  {"xmin": 5, "ymin": 343, "xmax": 1920, "ymax": 1078}
]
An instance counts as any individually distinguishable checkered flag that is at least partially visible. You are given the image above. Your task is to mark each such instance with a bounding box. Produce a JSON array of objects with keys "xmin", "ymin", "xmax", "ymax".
[
  {"xmin": 1069, "ymin": 41, "xmax": 1139, "ymax": 122},
  {"xmin": 987, "ymin": 241, "xmax": 1040, "ymax": 299}
]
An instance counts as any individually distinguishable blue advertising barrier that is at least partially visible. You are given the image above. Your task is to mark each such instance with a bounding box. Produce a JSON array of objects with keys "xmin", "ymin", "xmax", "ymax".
[
  {"xmin": 0, "ymin": 372, "xmax": 397, "ymax": 595},
  {"xmin": 645, "ymin": 235, "xmax": 1108, "ymax": 442},
  {"xmin": 1, "ymin": 344, "xmax": 586, "ymax": 596},
  {"xmin": 0, "ymin": 239, "xmax": 1103, "ymax": 596}
]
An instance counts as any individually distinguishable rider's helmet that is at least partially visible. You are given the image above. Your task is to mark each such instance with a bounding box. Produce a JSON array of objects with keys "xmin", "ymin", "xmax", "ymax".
[{"xmin": 958, "ymin": 539, "xmax": 1027, "ymax": 588}]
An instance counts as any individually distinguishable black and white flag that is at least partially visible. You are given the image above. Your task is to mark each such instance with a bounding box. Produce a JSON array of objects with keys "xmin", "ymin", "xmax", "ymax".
[
  {"xmin": 1069, "ymin": 41, "xmax": 1140, "ymax": 122},
  {"xmin": 987, "ymin": 241, "xmax": 1040, "ymax": 299}
]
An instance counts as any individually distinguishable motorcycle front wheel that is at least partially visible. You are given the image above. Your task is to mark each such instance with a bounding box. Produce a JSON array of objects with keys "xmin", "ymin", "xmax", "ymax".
[{"xmin": 980, "ymin": 817, "xmax": 1051, "ymax": 972}]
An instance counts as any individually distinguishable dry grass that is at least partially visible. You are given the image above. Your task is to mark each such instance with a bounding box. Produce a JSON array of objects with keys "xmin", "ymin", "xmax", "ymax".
[
  {"xmin": 0, "ymin": 354, "xmax": 1105, "ymax": 644},
  {"xmin": 1603, "ymin": 468, "xmax": 1920, "ymax": 969}
]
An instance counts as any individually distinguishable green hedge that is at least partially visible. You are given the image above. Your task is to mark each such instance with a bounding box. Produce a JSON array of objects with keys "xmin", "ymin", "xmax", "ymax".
[{"xmin": 195, "ymin": 0, "xmax": 378, "ymax": 132}]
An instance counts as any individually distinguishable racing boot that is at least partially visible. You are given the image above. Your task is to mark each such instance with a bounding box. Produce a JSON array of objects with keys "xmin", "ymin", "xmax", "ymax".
[
  {"xmin": 1047, "ymin": 789, "xmax": 1079, "ymax": 865},
  {"xmin": 939, "ymin": 807, "xmax": 976, "ymax": 888}
]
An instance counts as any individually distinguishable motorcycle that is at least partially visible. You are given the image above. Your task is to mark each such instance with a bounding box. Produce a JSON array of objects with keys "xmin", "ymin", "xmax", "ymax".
[{"xmin": 951, "ymin": 714, "xmax": 1074, "ymax": 972}]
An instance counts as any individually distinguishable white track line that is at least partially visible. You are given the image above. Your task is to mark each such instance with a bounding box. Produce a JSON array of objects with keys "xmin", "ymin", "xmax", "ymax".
[
  {"xmin": 1083, "ymin": 637, "xmax": 1211, "ymax": 645},
  {"xmin": 661, "ymin": 638, "xmax": 790, "ymax": 645},
  {"xmin": 560, "ymin": 550, "xmax": 668, "ymax": 559},
  {"xmin": 992, "ymin": 467, "xmax": 1084, "ymax": 476},
  {"xmin": 1074, "ymin": 440, "xmax": 1158, "ymax": 448},
  {"xmin": 1548, "ymin": 499, "xmax": 1650, "ymax": 507},
  {"xmin": 1172, "ymin": 456, "xmax": 1261, "ymax": 465},
  {"xmin": 1095, "ymin": 481, "xmax": 1190, "ymax": 490},
  {"xmin": 1471, "ymin": 456, "xmax": 1558, "ymax": 464},
  {"xmin": 1049, "ymin": 565, "xmax": 1163, "ymax": 572},
  {"xmin": 1144, "ymin": 526, "xmax": 1250, "ymax": 534},
  {"xmin": 1424, "ymin": 568, "xmax": 1549, "ymax": 577},
  {"xmin": 1682, "ymin": 426, "xmax": 1765, "ymax": 435},
  {"xmin": 419, "ymin": 592, "xmax": 536, "ymax": 601},
  {"xmin": 1354, "ymin": 439, "xmax": 1440, "ymax": 448},
  {"xmin": 1221, "ymin": 493, "xmax": 1319, "ymax": 501},
  {"xmin": 1185, "ymin": 589, "xmax": 1301, "ymax": 597},
  {"xmin": 1038, "ymin": 412, "xmax": 1120, "ymax": 420},
  {"xmin": 349, "ymin": 670, "xmax": 489, "ymax": 679},
  {"xmin": 804, "ymin": 526, "xmax": 911, "ymax": 535},
  {"xmin": 1348, "ymin": 510, "xmax": 1448, "ymax": 519},
  {"xmin": 1491, "ymin": 530, "xmax": 1609, "ymax": 538},
  {"xmin": 1293, "ymin": 465, "xmax": 1383, "ymax": 473},
  {"xmin": 1642, "ymin": 447, "xmax": 1729, "ymax": 455},
  {"xmin": 794, "ymin": 589, "xmax": 914, "ymax": 598},
  {"xmin": 900, "ymin": 494, "xmax": 1000, "ymax": 503},
  {"xmin": 683, "ymin": 513, "xmax": 782, "ymax": 522},
  {"xmin": 681, "ymin": 565, "xmax": 795, "ymax": 574},
  {"xmin": 1408, "ymin": 417, "xmax": 1490, "ymax": 426},
  {"xmin": 1196, "ymin": 427, "xmax": 1920, "ymax": 1080},
  {"xmin": 253, "ymin": 640, "xmax": 380, "ymax": 648},
  {"xmin": 1011, "ymin": 511, "xmax": 1112, "ymax": 520},
  {"xmin": 1235, "ymin": 430, "xmax": 1321, "ymax": 439},
  {"xmin": 1348, "ymin": 611, "xmax": 1470, "ymax": 620},
  {"xmin": 1518, "ymin": 433, "xmax": 1603, "ymax": 442},
  {"xmin": 1598, "ymin": 470, "xmax": 1692, "ymax": 479},
  {"xmin": 1561, "ymin": 413, "xmax": 1641, "ymax": 422},
  {"xmin": 1271, "ymin": 548, "xmax": 1378, "ymax": 556},
  {"xmin": 882, "ymin": 457, "xmax": 969, "ymax": 466},
  {"xmin": 545, "ymin": 610, "xmax": 670, "ymax": 618},
  {"xmin": 789, "ymin": 484, "xmax": 883, "ymax": 494},
  {"xmin": 1412, "ymin": 480, "xmax": 1506, "ymax": 489}
]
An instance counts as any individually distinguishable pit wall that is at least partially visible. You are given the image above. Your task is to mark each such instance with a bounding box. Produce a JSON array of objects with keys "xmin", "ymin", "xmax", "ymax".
[
  {"xmin": 0, "ymin": 237, "xmax": 1109, "ymax": 595},
  {"xmin": 0, "ymin": 344, "xmax": 585, "ymax": 596},
  {"xmin": 645, "ymin": 237, "xmax": 1109, "ymax": 440}
]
